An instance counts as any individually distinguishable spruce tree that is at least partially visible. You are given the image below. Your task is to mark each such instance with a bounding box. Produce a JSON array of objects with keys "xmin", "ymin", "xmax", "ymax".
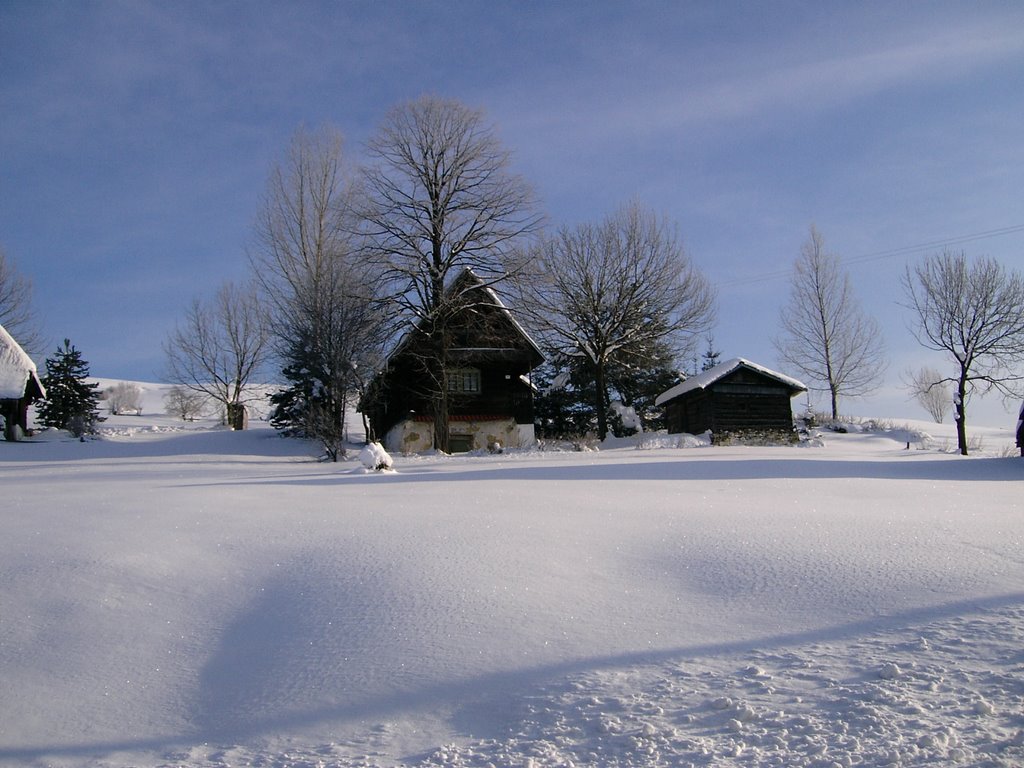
[
  {"xmin": 37, "ymin": 339, "xmax": 103, "ymax": 435},
  {"xmin": 268, "ymin": 330, "xmax": 319, "ymax": 439},
  {"xmin": 268, "ymin": 328, "xmax": 358, "ymax": 462},
  {"xmin": 700, "ymin": 336, "xmax": 722, "ymax": 372},
  {"xmin": 531, "ymin": 357, "xmax": 596, "ymax": 440},
  {"xmin": 607, "ymin": 361, "xmax": 683, "ymax": 433},
  {"xmin": 533, "ymin": 352, "xmax": 683, "ymax": 439}
]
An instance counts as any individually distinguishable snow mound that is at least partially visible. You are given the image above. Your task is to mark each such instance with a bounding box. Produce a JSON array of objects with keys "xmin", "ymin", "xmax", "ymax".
[
  {"xmin": 359, "ymin": 441, "xmax": 394, "ymax": 471},
  {"xmin": 636, "ymin": 430, "xmax": 713, "ymax": 449}
]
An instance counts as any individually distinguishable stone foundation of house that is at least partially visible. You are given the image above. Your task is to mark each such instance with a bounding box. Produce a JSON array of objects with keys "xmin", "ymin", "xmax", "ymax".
[
  {"xmin": 384, "ymin": 417, "xmax": 536, "ymax": 454},
  {"xmin": 710, "ymin": 428, "xmax": 799, "ymax": 446}
]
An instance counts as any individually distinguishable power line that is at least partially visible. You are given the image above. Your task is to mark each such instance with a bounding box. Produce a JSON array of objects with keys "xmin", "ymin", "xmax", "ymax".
[{"xmin": 716, "ymin": 223, "xmax": 1024, "ymax": 288}]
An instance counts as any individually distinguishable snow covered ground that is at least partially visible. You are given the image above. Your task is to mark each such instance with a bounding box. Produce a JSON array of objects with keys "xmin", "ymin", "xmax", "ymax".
[{"xmin": 2, "ymin": 385, "xmax": 1024, "ymax": 767}]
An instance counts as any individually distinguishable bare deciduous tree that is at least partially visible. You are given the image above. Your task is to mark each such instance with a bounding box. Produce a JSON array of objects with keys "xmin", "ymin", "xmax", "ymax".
[
  {"xmin": 164, "ymin": 385, "xmax": 207, "ymax": 421},
  {"xmin": 774, "ymin": 225, "xmax": 886, "ymax": 420},
  {"xmin": 104, "ymin": 381, "xmax": 143, "ymax": 415},
  {"xmin": 519, "ymin": 202, "xmax": 716, "ymax": 440},
  {"xmin": 902, "ymin": 249, "xmax": 1024, "ymax": 455},
  {"xmin": 0, "ymin": 246, "xmax": 43, "ymax": 353},
  {"xmin": 250, "ymin": 126, "xmax": 386, "ymax": 460},
  {"xmin": 904, "ymin": 366, "xmax": 950, "ymax": 423},
  {"xmin": 164, "ymin": 281, "xmax": 269, "ymax": 429},
  {"xmin": 360, "ymin": 95, "xmax": 541, "ymax": 452}
]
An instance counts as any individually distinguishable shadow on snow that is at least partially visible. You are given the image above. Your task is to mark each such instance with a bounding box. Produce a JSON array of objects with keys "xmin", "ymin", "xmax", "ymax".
[{"xmin": 4, "ymin": 590, "xmax": 1024, "ymax": 763}]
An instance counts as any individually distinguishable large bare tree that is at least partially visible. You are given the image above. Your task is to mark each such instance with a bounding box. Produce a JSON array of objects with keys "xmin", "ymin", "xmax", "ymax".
[
  {"xmin": 250, "ymin": 125, "xmax": 385, "ymax": 459},
  {"xmin": 774, "ymin": 225, "xmax": 886, "ymax": 420},
  {"xmin": 164, "ymin": 281, "xmax": 269, "ymax": 429},
  {"xmin": 903, "ymin": 249, "xmax": 1024, "ymax": 455},
  {"xmin": 360, "ymin": 95, "xmax": 541, "ymax": 451},
  {"xmin": 0, "ymin": 246, "xmax": 43, "ymax": 354},
  {"xmin": 519, "ymin": 202, "xmax": 716, "ymax": 440}
]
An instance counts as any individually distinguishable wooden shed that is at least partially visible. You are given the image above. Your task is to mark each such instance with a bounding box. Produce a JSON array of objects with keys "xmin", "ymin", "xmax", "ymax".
[
  {"xmin": 0, "ymin": 323, "xmax": 46, "ymax": 441},
  {"xmin": 655, "ymin": 358, "xmax": 806, "ymax": 438}
]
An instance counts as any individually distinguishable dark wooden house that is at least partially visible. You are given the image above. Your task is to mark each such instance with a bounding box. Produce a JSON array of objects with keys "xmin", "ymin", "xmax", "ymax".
[
  {"xmin": 0, "ymin": 323, "xmax": 46, "ymax": 441},
  {"xmin": 362, "ymin": 269, "xmax": 544, "ymax": 453},
  {"xmin": 656, "ymin": 358, "xmax": 806, "ymax": 437}
]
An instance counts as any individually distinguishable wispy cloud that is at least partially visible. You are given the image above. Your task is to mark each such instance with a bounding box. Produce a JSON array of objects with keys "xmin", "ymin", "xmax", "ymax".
[
  {"xmin": 664, "ymin": 22, "xmax": 1024, "ymax": 128},
  {"xmin": 499, "ymin": 14, "xmax": 1024, "ymax": 146}
]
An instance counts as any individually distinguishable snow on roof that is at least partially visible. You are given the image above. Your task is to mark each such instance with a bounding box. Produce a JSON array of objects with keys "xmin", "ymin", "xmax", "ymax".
[
  {"xmin": 386, "ymin": 268, "xmax": 544, "ymax": 364},
  {"xmin": 655, "ymin": 358, "xmax": 806, "ymax": 406},
  {"xmin": 470, "ymin": 273, "xmax": 545, "ymax": 363},
  {"xmin": 0, "ymin": 323, "xmax": 45, "ymax": 400}
]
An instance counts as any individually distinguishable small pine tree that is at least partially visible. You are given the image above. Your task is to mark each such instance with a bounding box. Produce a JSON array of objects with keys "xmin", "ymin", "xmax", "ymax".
[
  {"xmin": 37, "ymin": 339, "xmax": 103, "ymax": 436},
  {"xmin": 700, "ymin": 336, "xmax": 722, "ymax": 372}
]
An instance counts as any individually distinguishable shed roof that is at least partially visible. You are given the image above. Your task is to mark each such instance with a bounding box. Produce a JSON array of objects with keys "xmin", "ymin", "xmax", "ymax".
[
  {"xmin": 0, "ymin": 323, "xmax": 46, "ymax": 400},
  {"xmin": 655, "ymin": 358, "xmax": 806, "ymax": 406}
]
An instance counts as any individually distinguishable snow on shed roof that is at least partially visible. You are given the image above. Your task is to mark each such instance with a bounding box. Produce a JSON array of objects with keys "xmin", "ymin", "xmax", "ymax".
[
  {"xmin": 655, "ymin": 358, "xmax": 806, "ymax": 407},
  {"xmin": 0, "ymin": 323, "xmax": 45, "ymax": 400}
]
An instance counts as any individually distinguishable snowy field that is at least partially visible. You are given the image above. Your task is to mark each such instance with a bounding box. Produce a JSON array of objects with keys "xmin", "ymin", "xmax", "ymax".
[{"xmin": 3, "ymin": 383, "xmax": 1024, "ymax": 767}]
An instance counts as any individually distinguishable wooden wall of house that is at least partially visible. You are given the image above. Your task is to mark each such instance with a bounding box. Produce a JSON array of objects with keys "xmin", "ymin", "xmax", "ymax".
[
  {"xmin": 448, "ymin": 365, "xmax": 534, "ymax": 423},
  {"xmin": 367, "ymin": 357, "xmax": 535, "ymax": 439}
]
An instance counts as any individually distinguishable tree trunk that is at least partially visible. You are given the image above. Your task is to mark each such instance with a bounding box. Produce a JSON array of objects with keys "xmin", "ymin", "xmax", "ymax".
[
  {"xmin": 822, "ymin": 351, "xmax": 839, "ymax": 420},
  {"xmin": 226, "ymin": 402, "xmax": 248, "ymax": 430},
  {"xmin": 594, "ymin": 359, "xmax": 609, "ymax": 441},
  {"xmin": 955, "ymin": 373, "xmax": 968, "ymax": 456},
  {"xmin": 430, "ymin": 341, "xmax": 450, "ymax": 453},
  {"xmin": 433, "ymin": 386, "xmax": 450, "ymax": 453},
  {"xmin": 361, "ymin": 408, "xmax": 374, "ymax": 444}
]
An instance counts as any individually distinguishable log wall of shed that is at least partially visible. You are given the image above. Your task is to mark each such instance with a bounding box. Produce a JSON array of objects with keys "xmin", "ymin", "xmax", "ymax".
[{"xmin": 665, "ymin": 387, "xmax": 796, "ymax": 435}]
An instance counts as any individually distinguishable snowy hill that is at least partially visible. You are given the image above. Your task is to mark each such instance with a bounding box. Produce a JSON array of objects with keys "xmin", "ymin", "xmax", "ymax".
[{"xmin": 2, "ymin": 395, "xmax": 1024, "ymax": 767}]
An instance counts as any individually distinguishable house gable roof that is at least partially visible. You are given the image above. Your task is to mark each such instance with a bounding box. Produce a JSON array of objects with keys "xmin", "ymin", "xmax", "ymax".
[
  {"xmin": 0, "ymin": 323, "xmax": 46, "ymax": 400},
  {"xmin": 387, "ymin": 268, "xmax": 544, "ymax": 366},
  {"xmin": 655, "ymin": 357, "xmax": 806, "ymax": 406}
]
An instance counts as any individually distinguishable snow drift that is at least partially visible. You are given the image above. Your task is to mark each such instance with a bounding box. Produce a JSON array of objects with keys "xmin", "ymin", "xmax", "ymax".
[{"xmin": 1, "ymin": 394, "xmax": 1023, "ymax": 767}]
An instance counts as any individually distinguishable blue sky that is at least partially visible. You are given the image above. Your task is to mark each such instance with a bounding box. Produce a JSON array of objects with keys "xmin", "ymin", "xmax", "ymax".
[{"xmin": 2, "ymin": 1, "xmax": 1024, "ymax": 425}]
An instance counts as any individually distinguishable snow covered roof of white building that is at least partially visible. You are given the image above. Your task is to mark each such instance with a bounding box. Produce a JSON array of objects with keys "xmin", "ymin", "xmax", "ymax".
[
  {"xmin": 0, "ymin": 323, "xmax": 46, "ymax": 400},
  {"xmin": 655, "ymin": 357, "xmax": 806, "ymax": 406}
]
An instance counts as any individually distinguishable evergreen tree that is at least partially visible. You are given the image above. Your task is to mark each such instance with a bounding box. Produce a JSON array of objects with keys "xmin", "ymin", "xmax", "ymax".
[
  {"xmin": 700, "ymin": 335, "xmax": 722, "ymax": 372},
  {"xmin": 532, "ymin": 357, "xmax": 597, "ymax": 440},
  {"xmin": 534, "ymin": 351, "xmax": 684, "ymax": 439},
  {"xmin": 37, "ymin": 339, "xmax": 103, "ymax": 435},
  {"xmin": 269, "ymin": 321, "xmax": 370, "ymax": 462},
  {"xmin": 268, "ymin": 328, "xmax": 315, "ymax": 438},
  {"xmin": 607, "ymin": 361, "xmax": 683, "ymax": 433}
]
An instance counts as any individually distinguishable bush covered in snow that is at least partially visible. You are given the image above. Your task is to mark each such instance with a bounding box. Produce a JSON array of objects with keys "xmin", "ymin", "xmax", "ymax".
[{"xmin": 359, "ymin": 441, "xmax": 393, "ymax": 471}]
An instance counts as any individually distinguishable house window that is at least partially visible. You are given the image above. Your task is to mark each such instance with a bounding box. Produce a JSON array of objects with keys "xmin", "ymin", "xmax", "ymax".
[
  {"xmin": 448, "ymin": 433, "xmax": 474, "ymax": 453},
  {"xmin": 447, "ymin": 368, "xmax": 481, "ymax": 394}
]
